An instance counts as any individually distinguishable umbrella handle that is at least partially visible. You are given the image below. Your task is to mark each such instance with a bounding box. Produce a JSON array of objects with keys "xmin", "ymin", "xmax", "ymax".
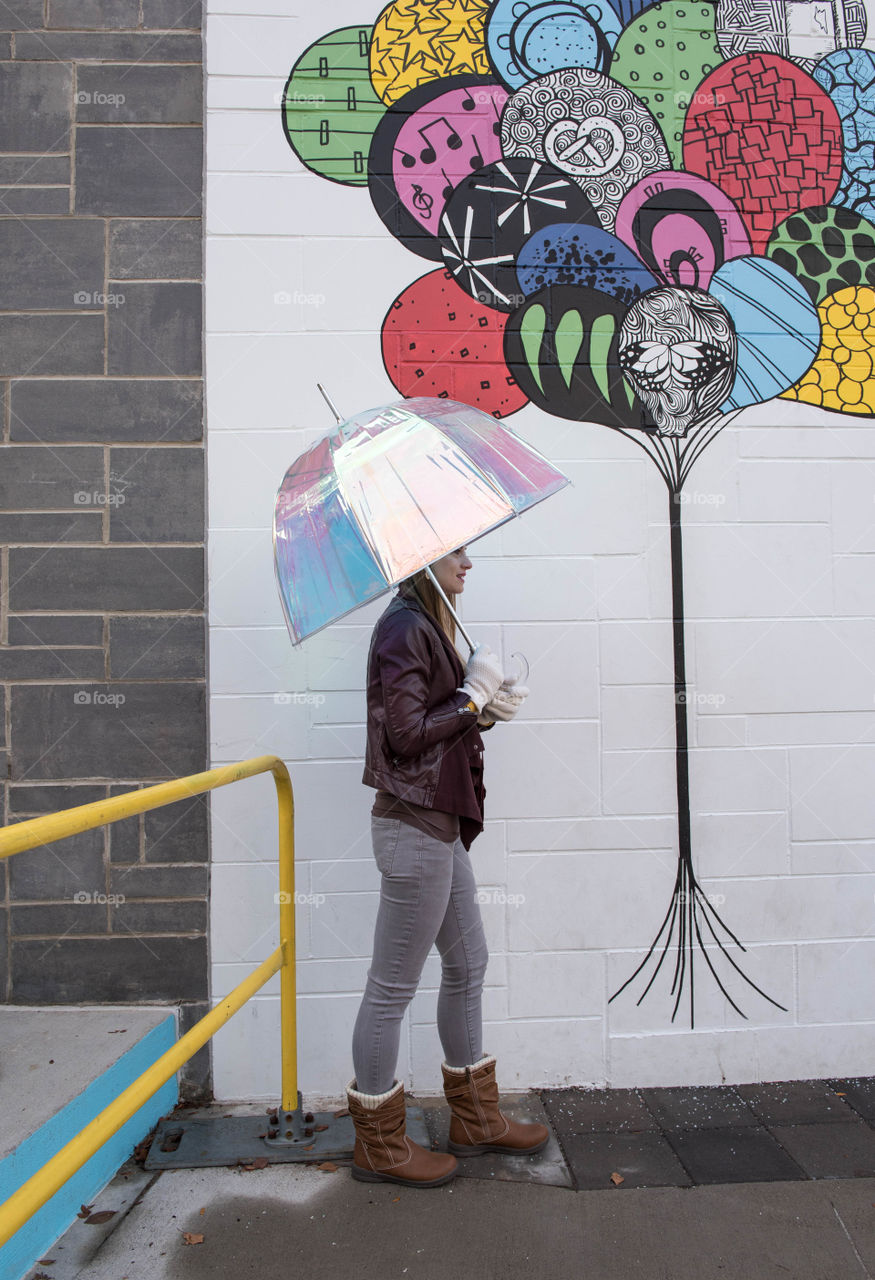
[{"xmin": 423, "ymin": 563, "xmax": 477, "ymax": 655}]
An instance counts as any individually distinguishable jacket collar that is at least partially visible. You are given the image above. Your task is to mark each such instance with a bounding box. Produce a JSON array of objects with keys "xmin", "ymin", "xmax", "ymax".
[{"xmin": 391, "ymin": 588, "xmax": 466, "ymax": 681}]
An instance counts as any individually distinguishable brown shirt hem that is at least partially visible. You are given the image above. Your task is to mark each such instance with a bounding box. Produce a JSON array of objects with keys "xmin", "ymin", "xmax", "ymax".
[{"xmin": 372, "ymin": 789, "xmax": 460, "ymax": 845}]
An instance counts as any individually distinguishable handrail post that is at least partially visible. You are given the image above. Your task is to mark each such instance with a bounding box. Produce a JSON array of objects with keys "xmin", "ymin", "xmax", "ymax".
[{"xmin": 273, "ymin": 760, "xmax": 297, "ymax": 1112}]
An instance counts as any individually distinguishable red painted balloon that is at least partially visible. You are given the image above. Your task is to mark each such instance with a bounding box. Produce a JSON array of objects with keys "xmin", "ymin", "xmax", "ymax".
[
  {"xmin": 682, "ymin": 53, "xmax": 842, "ymax": 254},
  {"xmin": 381, "ymin": 268, "xmax": 529, "ymax": 417}
]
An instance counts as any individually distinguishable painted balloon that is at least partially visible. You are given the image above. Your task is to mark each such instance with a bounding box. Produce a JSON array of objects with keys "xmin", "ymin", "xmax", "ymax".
[
  {"xmin": 616, "ymin": 170, "xmax": 751, "ymax": 291},
  {"xmin": 682, "ymin": 53, "xmax": 843, "ymax": 253},
  {"xmin": 516, "ymin": 222, "xmax": 659, "ymax": 305},
  {"xmin": 501, "ymin": 67, "xmax": 670, "ymax": 228},
  {"xmin": 368, "ymin": 76, "xmax": 508, "ymax": 260},
  {"xmin": 438, "ymin": 156, "xmax": 599, "ymax": 311},
  {"xmin": 716, "ymin": 0, "xmax": 867, "ymax": 70},
  {"xmin": 766, "ymin": 205, "xmax": 875, "ymax": 306},
  {"xmin": 370, "ymin": 0, "xmax": 491, "ymax": 105},
  {"xmin": 609, "ymin": 1, "xmax": 722, "ymax": 167},
  {"xmin": 708, "ymin": 256, "xmax": 820, "ymax": 410},
  {"xmin": 814, "ymin": 49, "xmax": 875, "ymax": 225},
  {"xmin": 282, "ymin": 26, "xmax": 387, "ymax": 185},
  {"xmin": 618, "ymin": 286, "xmax": 737, "ymax": 434},
  {"xmin": 782, "ymin": 285, "xmax": 875, "ymax": 417},
  {"xmin": 381, "ymin": 268, "xmax": 529, "ymax": 415},
  {"xmin": 486, "ymin": 0, "xmax": 621, "ymax": 89},
  {"xmin": 504, "ymin": 284, "xmax": 645, "ymax": 425}
]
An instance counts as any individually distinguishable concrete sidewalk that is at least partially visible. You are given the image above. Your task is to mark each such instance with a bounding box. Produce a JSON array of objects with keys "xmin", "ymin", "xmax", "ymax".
[{"xmin": 25, "ymin": 1161, "xmax": 875, "ymax": 1280}]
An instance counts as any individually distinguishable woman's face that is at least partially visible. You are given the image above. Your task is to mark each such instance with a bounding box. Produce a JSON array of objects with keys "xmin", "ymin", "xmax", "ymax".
[{"xmin": 431, "ymin": 546, "xmax": 472, "ymax": 597}]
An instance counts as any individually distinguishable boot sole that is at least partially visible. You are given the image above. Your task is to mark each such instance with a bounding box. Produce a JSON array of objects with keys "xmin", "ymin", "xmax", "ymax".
[
  {"xmin": 448, "ymin": 1133, "xmax": 550, "ymax": 1157},
  {"xmin": 350, "ymin": 1163, "xmax": 458, "ymax": 1188}
]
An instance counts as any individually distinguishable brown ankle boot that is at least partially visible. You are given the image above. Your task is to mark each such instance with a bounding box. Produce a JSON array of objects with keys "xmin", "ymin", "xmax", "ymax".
[
  {"xmin": 346, "ymin": 1078, "xmax": 458, "ymax": 1187},
  {"xmin": 441, "ymin": 1054, "xmax": 550, "ymax": 1156}
]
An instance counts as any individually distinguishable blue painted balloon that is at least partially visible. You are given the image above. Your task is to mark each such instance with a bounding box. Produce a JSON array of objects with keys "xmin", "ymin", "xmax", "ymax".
[
  {"xmin": 516, "ymin": 223, "xmax": 659, "ymax": 306},
  {"xmin": 814, "ymin": 49, "xmax": 875, "ymax": 225},
  {"xmin": 486, "ymin": 0, "xmax": 621, "ymax": 90},
  {"xmin": 708, "ymin": 256, "xmax": 821, "ymax": 410}
]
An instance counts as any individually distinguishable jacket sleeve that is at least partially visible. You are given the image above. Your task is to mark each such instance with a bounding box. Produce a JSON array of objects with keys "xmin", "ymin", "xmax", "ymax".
[{"xmin": 378, "ymin": 613, "xmax": 478, "ymax": 758}]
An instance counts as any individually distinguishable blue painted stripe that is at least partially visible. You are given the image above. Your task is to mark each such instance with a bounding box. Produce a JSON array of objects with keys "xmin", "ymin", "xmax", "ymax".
[{"xmin": 0, "ymin": 1015, "xmax": 178, "ymax": 1280}]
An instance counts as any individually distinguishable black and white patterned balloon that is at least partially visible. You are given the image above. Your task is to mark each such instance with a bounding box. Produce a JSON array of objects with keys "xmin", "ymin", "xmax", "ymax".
[{"xmin": 500, "ymin": 67, "xmax": 671, "ymax": 229}]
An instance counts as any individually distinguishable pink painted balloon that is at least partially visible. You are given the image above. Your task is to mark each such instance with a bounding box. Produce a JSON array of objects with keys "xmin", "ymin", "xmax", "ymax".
[
  {"xmin": 615, "ymin": 171, "xmax": 751, "ymax": 292},
  {"xmin": 389, "ymin": 82, "xmax": 508, "ymax": 236}
]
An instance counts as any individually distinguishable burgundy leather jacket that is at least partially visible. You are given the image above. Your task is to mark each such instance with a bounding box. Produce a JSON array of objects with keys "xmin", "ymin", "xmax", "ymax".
[{"xmin": 362, "ymin": 586, "xmax": 488, "ymax": 848}]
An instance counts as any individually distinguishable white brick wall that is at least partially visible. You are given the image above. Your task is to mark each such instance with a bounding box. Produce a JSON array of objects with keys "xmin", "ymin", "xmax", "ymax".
[{"xmin": 205, "ymin": 1, "xmax": 875, "ymax": 1100}]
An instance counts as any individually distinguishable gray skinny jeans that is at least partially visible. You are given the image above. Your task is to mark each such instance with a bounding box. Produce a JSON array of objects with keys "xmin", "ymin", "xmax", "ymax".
[{"xmin": 351, "ymin": 814, "xmax": 489, "ymax": 1095}]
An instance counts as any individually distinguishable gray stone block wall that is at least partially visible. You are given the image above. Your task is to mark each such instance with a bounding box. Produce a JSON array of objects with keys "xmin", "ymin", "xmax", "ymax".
[{"xmin": 0, "ymin": 2, "xmax": 208, "ymax": 1099}]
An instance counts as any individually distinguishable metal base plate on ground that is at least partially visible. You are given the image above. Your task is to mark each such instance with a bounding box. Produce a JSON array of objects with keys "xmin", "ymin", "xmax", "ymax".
[{"xmin": 144, "ymin": 1104, "xmax": 431, "ymax": 1170}]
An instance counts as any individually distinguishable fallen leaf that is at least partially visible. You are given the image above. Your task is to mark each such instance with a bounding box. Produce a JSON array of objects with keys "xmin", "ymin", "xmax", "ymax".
[
  {"xmin": 182, "ymin": 1232, "xmax": 204, "ymax": 1246},
  {"xmin": 37, "ymin": 1263, "xmax": 54, "ymax": 1267},
  {"xmin": 333, "ymin": 1107, "xmax": 349, "ymax": 1118},
  {"xmin": 835, "ymin": 1091, "xmax": 846, "ymax": 1096},
  {"xmin": 392, "ymin": 1197, "xmax": 400, "ymax": 1202},
  {"xmin": 77, "ymin": 1204, "xmax": 93, "ymax": 1219},
  {"xmin": 314, "ymin": 1123, "xmax": 329, "ymax": 1132},
  {"xmin": 85, "ymin": 1211, "xmax": 117, "ymax": 1225},
  {"xmin": 317, "ymin": 1161, "xmax": 338, "ymax": 1172},
  {"xmin": 610, "ymin": 1172, "xmax": 625, "ymax": 1186},
  {"xmin": 199, "ymin": 1208, "xmax": 205, "ymax": 1216}
]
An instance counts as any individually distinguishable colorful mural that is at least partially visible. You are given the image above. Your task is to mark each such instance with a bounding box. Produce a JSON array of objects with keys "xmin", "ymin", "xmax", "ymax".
[{"xmin": 281, "ymin": 1, "xmax": 875, "ymax": 1026}]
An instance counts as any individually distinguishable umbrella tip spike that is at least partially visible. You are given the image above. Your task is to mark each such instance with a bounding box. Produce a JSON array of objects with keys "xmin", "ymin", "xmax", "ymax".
[{"xmin": 317, "ymin": 383, "xmax": 344, "ymax": 425}]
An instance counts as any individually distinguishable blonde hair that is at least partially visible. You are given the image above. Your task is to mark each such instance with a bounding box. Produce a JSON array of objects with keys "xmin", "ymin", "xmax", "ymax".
[{"xmin": 398, "ymin": 568, "xmax": 457, "ymax": 649}]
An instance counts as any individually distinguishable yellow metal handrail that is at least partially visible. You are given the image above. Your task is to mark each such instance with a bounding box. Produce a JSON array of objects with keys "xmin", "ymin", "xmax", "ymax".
[{"xmin": 0, "ymin": 754, "xmax": 296, "ymax": 1251}]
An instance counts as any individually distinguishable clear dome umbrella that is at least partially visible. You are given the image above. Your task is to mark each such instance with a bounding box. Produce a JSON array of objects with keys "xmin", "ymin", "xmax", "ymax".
[{"xmin": 272, "ymin": 392, "xmax": 571, "ymax": 657}]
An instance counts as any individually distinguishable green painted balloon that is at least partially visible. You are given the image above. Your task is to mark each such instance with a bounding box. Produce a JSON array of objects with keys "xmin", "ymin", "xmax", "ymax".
[
  {"xmin": 609, "ymin": 3, "xmax": 721, "ymax": 169},
  {"xmin": 282, "ymin": 26, "xmax": 386, "ymax": 186},
  {"xmin": 766, "ymin": 205, "xmax": 875, "ymax": 308}
]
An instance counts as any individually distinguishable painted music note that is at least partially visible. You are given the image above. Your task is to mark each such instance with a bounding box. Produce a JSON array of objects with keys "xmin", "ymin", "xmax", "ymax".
[
  {"xmin": 469, "ymin": 134, "xmax": 483, "ymax": 171},
  {"xmin": 417, "ymin": 117, "xmax": 462, "ymax": 164}
]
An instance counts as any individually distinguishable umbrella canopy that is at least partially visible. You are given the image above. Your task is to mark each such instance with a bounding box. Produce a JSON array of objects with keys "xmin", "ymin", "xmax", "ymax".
[{"xmin": 273, "ymin": 396, "xmax": 571, "ymax": 646}]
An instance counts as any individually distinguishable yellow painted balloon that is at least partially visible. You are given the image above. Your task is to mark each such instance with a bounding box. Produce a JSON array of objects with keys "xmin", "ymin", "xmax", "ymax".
[
  {"xmin": 783, "ymin": 286, "xmax": 875, "ymax": 417},
  {"xmin": 369, "ymin": 0, "xmax": 491, "ymax": 105}
]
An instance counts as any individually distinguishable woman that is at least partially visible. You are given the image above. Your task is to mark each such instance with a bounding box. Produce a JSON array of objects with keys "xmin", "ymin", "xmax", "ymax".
[{"xmin": 345, "ymin": 545, "xmax": 549, "ymax": 1188}]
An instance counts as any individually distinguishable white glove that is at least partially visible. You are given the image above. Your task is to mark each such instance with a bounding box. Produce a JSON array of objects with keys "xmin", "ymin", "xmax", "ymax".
[
  {"xmin": 458, "ymin": 642, "xmax": 505, "ymax": 713},
  {"xmin": 483, "ymin": 683, "xmax": 529, "ymax": 722}
]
